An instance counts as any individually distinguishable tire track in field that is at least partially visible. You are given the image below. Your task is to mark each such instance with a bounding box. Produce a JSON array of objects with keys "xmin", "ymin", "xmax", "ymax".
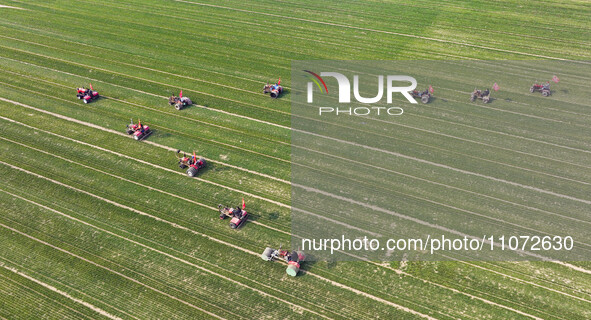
[
  {"xmin": 0, "ymin": 173, "xmax": 435, "ymax": 320},
  {"xmin": 0, "ymin": 263, "xmax": 122, "ymax": 320},
  {"xmin": 1, "ymin": 190, "xmax": 377, "ymax": 320},
  {"xmin": 173, "ymin": 0, "xmax": 590, "ymax": 63},
  {"xmin": 0, "ymin": 131, "xmax": 579, "ymax": 319}
]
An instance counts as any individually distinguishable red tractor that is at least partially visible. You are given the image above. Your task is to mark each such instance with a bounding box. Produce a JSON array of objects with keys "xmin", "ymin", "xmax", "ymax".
[
  {"xmin": 530, "ymin": 82, "xmax": 551, "ymax": 96},
  {"xmin": 76, "ymin": 86, "xmax": 99, "ymax": 104},
  {"xmin": 176, "ymin": 150, "xmax": 206, "ymax": 177},
  {"xmin": 470, "ymin": 88, "xmax": 491, "ymax": 103},
  {"xmin": 126, "ymin": 118, "xmax": 151, "ymax": 141},
  {"xmin": 218, "ymin": 203, "xmax": 249, "ymax": 229},
  {"xmin": 261, "ymin": 245, "xmax": 306, "ymax": 277},
  {"xmin": 263, "ymin": 79, "xmax": 283, "ymax": 99},
  {"xmin": 168, "ymin": 90, "xmax": 193, "ymax": 110},
  {"xmin": 410, "ymin": 88, "xmax": 431, "ymax": 103}
]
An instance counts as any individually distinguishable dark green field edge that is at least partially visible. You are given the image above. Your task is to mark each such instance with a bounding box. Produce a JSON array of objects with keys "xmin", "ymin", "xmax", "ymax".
[
  {"xmin": 1, "ymin": 108, "xmax": 591, "ymax": 320},
  {"xmin": 0, "ymin": 267, "xmax": 104, "ymax": 320}
]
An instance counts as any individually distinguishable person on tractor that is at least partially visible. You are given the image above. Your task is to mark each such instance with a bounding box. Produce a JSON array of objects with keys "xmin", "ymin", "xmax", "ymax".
[
  {"xmin": 233, "ymin": 207, "xmax": 242, "ymax": 218},
  {"xmin": 483, "ymin": 89, "xmax": 490, "ymax": 96},
  {"xmin": 169, "ymin": 95, "xmax": 178, "ymax": 105}
]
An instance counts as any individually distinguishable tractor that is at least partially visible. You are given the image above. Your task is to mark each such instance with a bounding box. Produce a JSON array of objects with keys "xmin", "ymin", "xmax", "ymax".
[
  {"xmin": 261, "ymin": 245, "xmax": 306, "ymax": 277},
  {"xmin": 76, "ymin": 86, "xmax": 99, "ymax": 104},
  {"xmin": 410, "ymin": 89, "xmax": 431, "ymax": 103},
  {"xmin": 126, "ymin": 119, "xmax": 151, "ymax": 141},
  {"xmin": 530, "ymin": 82, "xmax": 551, "ymax": 96},
  {"xmin": 175, "ymin": 150, "xmax": 206, "ymax": 177},
  {"xmin": 263, "ymin": 79, "xmax": 283, "ymax": 99},
  {"xmin": 218, "ymin": 204, "xmax": 249, "ymax": 229},
  {"xmin": 470, "ymin": 88, "xmax": 491, "ymax": 103},
  {"xmin": 169, "ymin": 95, "xmax": 192, "ymax": 110}
]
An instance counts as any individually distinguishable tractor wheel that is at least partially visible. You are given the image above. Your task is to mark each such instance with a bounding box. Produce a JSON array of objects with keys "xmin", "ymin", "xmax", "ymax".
[
  {"xmin": 470, "ymin": 95, "xmax": 475, "ymax": 102},
  {"xmin": 83, "ymin": 99, "xmax": 89, "ymax": 104},
  {"xmin": 483, "ymin": 97, "xmax": 490, "ymax": 103},
  {"xmin": 421, "ymin": 95, "xmax": 429, "ymax": 103},
  {"xmin": 175, "ymin": 104, "xmax": 182, "ymax": 110},
  {"xmin": 77, "ymin": 96, "xmax": 82, "ymax": 99},
  {"xmin": 186, "ymin": 167, "xmax": 198, "ymax": 177},
  {"xmin": 230, "ymin": 223, "xmax": 237, "ymax": 229},
  {"xmin": 542, "ymin": 90, "xmax": 549, "ymax": 97},
  {"xmin": 126, "ymin": 130, "xmax": 134, "ymax": 134},
  {"xmin": 179, "ymin": 164, "xmax": 187, "ymax": 169},
  {"xmin": 198, "ymin": 158, "xmax": 206, "ymax": 168},
  {"xmin": 261, "ymin": 247, "xmax": 274, "ymax": 261},
  {"xmin": 286, "ymin": 264, "xmax": 300, "ymax": 277},
  {"xmin": 133, "ymin": 134, "xmax": 140, "ymax": 141},
  {"xmin": 530, "ymin": 86, "xmax": 535, "ymax": 93}
]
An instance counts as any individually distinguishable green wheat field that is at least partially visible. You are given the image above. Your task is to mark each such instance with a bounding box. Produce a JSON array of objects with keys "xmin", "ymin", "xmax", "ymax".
[{"xmin": 0, "ymin": 1, "xmax": 590, "ymax": 319}]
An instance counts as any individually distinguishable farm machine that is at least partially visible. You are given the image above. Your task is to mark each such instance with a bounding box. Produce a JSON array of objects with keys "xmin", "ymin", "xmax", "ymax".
[
  {"xmin": 175, "ymin": 150, "xmax": 206, "ymax": 177},
  {"xmin": 126, "ymin": 118, "xmax": 151, "ymax": 141},
  {"xmin": 169, "ymin": 90, "xmax": 192, "ymax": 110},
  {"xmin": 76, "ymin": 84, "xmax": 99, "ymax": 103},
  {"xmin": 530, "ymin": 82, "xmax": 551, "ymax": 96},
  {"xmin": 261, "ymin": 245, "xmax": 306, "ymax": 277},
  {"xmin": 263, "ymin": 79, "xmax": 283, "ymax": 99},
  {"xmin": 410, "ymin": 88, "xmax": 431, "ymax": 103},
  {"xmin": 218, "ymin": 199, "xmax": 249, "ymax": 229},
  {"xmin": 470, "ymin": 88, "xmax": 491, "ymax": 103}
]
